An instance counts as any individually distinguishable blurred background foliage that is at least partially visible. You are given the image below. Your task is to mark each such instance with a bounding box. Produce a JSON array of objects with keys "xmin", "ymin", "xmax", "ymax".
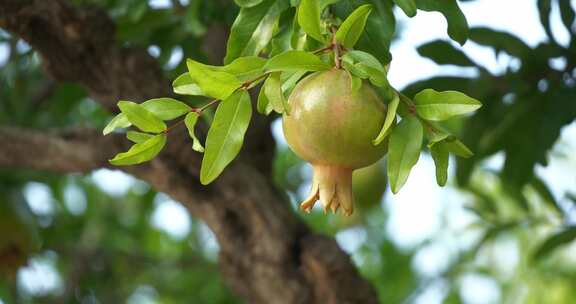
[{"xmin": 1, "ymin": 0, "xmax": 576, "ymax": 303}]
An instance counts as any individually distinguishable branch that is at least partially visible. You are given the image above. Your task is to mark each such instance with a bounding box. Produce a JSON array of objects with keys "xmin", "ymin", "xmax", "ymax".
[
  {"xmin": 0, "ymin": 0, "xmax": 170, "ymax": 112},
  {"xmin": 0, "ymin": 127, "xmax": 117, "ymax": 173}
]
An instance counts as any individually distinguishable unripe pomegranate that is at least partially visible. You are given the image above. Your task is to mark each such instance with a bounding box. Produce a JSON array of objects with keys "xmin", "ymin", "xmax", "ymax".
[{"xmin": 283, "ymin": 69, "xmax": 389, "ymax": 215}]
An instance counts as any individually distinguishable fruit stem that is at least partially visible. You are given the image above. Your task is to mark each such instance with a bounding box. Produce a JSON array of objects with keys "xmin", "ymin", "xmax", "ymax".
[{"xmin": 330, "ymin": 27, "xmax": 341, "ymax": 69}]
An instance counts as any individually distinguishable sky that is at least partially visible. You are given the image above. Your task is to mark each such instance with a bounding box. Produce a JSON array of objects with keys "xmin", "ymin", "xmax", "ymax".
[{"xmin": 8, "ymin": 0, "xmax": 576, "ymax": 303}]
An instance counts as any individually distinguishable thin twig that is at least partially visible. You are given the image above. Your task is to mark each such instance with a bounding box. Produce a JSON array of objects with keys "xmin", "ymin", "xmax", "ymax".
[
  {"xmin": 161, "ymin": 71, "xmax": 269, "ymax": 135},
  {"xmin": 398, "ymin": 92, "xmax": 441, "ymax": 135},
  {"xmin": 313, "ymin": 45, "xmax": 333, "ymax": 54},
  {"xmin": 241, "ymin": 73, "xmax": 269, "ymax": 89},
  {"xmin": 198, "ymin": 98, "xmax": 219, "ymax": 112}
]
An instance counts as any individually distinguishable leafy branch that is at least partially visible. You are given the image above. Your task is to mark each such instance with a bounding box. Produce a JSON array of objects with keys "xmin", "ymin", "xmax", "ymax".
[{"xmin": 103, "ymin": 0, "xmax": 481, "ymax": 195}]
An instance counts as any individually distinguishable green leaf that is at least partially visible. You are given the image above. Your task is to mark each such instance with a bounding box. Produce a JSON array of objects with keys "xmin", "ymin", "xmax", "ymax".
[
  {"xmin": 264, "ymin": 72, "xmax": 288, "ymax": 114},
  {"xmin": 225, "ymin": 0, "xmax": 289, "ymax": 63},
  {"xmin": 281, "ymin": 70, "xmax": 307, "ymax": 95},
  {"xmin": 334, "ymin": 0, "xmax": 395, "ymax": 64},
  {"xmin": 537, "ymin": 0, "xmax": 554, "ymax": 43},
  {"xmin": 443, "ymin": 137, "xmax": 473, "ymax": 158},
  {"xmin": 320, "ymin": 0, "xmax": 341, "ymax": 8},
  {"xmin": 221, "ymin": 56, "xmax": 267, "ymax": 81},
  {"xmin": 342, "ymin": 59, "xmax": 369, "ymax": 79},
  {"xmin": 187, "ymin": 59, "xmax": 242, "ymax": 100},
  {"xmin": 533, "ymin": 227, "xmax": 576, "ymax": 261},
  {"xmin": 350, "ymin": 74, "xmax": 362, "ymax": 92},
  {"xmin": 387, "ymin": 115, "xmax": 423, "ymax": 193},
  {"xmin": 290, "ymin": 9, "xmax": 307, "ymax": 50},
  {"xmin": 425, "ymin": 125, "xmax": 450, "ymax": 145},
  {"xmin": 469, "ymin": 27, "xmax": 532, "ymax": 59},
  {"xmin": 559, "ymin": 1, "xmax": 575, "ymax": 34},
  {"xmin": 414, "ymin": 89, "xmax": 482, "ymax": 121},
  {"xmin": 174, "ymin": 57, "xmax": 266, "ymax": 95},
  {"xmin": 416, "ymin": 0, "xmax": 468, "ymax": 45},
  {"xmin": 430, "ymin": 142, "xmax": 449, "ymax": 186},
  {"xmin": 335, "ymin": 4, "xmax": 372, "ymax": 48},
  {"xmin": 342, "ymin": 50, "xmax": 388, "ymax": 88},
  {"xmin": 344, "ymin": 50, "xmax": 386, "ymax": 73},
  {"xmin": 417, "ymin": 40, "xmax": 476, "ymax": 67},
  {"xmin": 234, "ymin": 0, "xmax": 264, "ymax": 8},
  {"xmin": 393, "ymin": 0, "xmax": 417, "ymax": 17},
  {"xmin": 530, "ymin": 177, "xmax": 562, "ymax": 214},
  {"xmin": 109, "ymin": 134, "xmax": 166, "ymax": 166},
  {"xmin": 103, "ymin": 113, "xmax": 131, "ymax": 135},
  {"xmin": 141, "ymin": 98, "xmax": 191, "ymax": 120},
  {"xmin": 265, "ymin": 50, "xmax": 331, "ymax": 72},
  {"xmin": 373, "ymin": 92, "xmax": 399, "ymax": 145},
  {"xmin": 375, "ymin": 83, "xmax": 396, "ymax": 105},
  {"xmin": 126, "ymin": 131, "xmax": 154, "ymax": 143},
  {"xmin": 118, "ymin": 101, "xmax": 167, "ymax": 133},
  {"xmin": 173, "ymin": 73, "xmax": 206, "ymax": 96},
  {"xmin": 200, "ymin": 91, "xmax": 253, "ymax": 184},
  {"xmin": 257, "ymin": 81, "xmax": 274, "ymax": 115},
  {"xmin": 184, "ymin": 112, "xmax": 205, "ymax": 152},
  {"xmin": 298, "ymin": 0, "xmax": 325, "ymax": 42}
]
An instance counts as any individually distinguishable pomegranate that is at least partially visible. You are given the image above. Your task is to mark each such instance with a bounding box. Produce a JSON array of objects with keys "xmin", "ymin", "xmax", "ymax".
[{"xmin": 283, "ymin": 69, "xmax": 389, "ymax": 215}]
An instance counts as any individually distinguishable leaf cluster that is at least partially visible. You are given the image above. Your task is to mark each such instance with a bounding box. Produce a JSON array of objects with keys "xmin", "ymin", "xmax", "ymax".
[{"xmin": 104, "ymin": 0, "xmax": 480, "ymax": 191}]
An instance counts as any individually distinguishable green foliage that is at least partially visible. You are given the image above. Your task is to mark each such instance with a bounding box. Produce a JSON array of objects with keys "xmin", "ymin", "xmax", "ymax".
[
  {"xmin": 335, "ymin": 4, "xmax": 373, "ymax": 48},
  {"xmin": 372, "ymin": 92, "xmax": 398, "ymax": 145},
  {"xmin": 126, "ymin": 131, "xmax": 154, "ymax": 143},
  {"xmin": 173, "ymin": 57, "xmax": 266, "ymax": 96},
  {"xmin": 172, "ymin": 73, "xmax": 206, "ymax": 96},
  {"xmin": 469, "ymin": 27, "xmax": 531, "ymax": 58},
  {"xmin": 5, "ymin": 0, "xmax": 576, "ymax": 302},
  {"xmin": 430, "ymin": 143, "xmax": 449, "ymax": 186},
  {"xmin": 225, "ymin": 0, "xmax": 290, "ymax": 63},
  {"xmin": 263, "ymin": 72, "xmax": 288, "ymax": 114},
  {"xmin": 186, "ymin": 59, "xmax": 242, "ymax": 100},
  {"xmin": 413, "ymin": 89, "xmax": 482, "ymax": 121},
  {"xmin": 417, "ymin": 40, "xmax": 476, "ymax": 67},
  {"xmin": 200, "ymin": 91, "xmax": 252, "ymax": 185},
  {"xmin": 103, "ymin": 0, "xmax": 481, "ymax": 193},
  {"xmin": 184, "ymin": 112, "xmax": 205, "ymax": 152},
  {"xmin": 234, "ymin": 0, "xmax": 264, "ymax": 8},
  {"xmin": 140, "ymin": 98, "xmax": 192, "ymax": 120},
  {"xmin": 264, "ymin": 50, "xmax": 330, "ymax": 72},
  {"xmin": 220, "ymin": 56, "xmax": 267, "ymax": 81},
  {"xmin": 103, "ymin": 112, "xmax": 131, "ymax": 135},
  {"xmin": 393, "ymin": 0, "xmax": 417, "ymax": 17},
  {"xmin": 533, "ymin": 227, "xmax": 576, "ymax": 261},
  {"xmin": 333, "ymin": 0, "xmax": 395, "ymax": 64},
  {"xmin": 118, "ymin": 101, "xmax": 167, "ymax": 133},
  {"xmin": 415, "ymin": 0, "xmax": 469, "ymax": 45},
  {"xmin": 110, "ymin": 134, "xmax": 167, "ymax": 165},
  {"xmin": 257, "ymin": 81, "xmax": 273, "ymax": 115},
  {"xmin": 387, "ymin": 115, "xmax": 423, "ymax": 193},
  {"xmin": 349, "ymin": 73, "xmax": 362, "ymax": 92},
  {"xmin": 438, "ymin": 137, "xmax": 473, "ymax": 158},
  {"xmin": 342, "ymin": 50, "xmax": 389, "ymax": 88},
  {"xmin": 297, "ymin": 0, "xmax": 326, "ymax": 42}
]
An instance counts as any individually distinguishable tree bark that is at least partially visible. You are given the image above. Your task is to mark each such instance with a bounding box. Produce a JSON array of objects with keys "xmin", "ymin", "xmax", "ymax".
[{"xmin": 0, "ymin": 1, "xmax": 379, "ymax": 303}]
